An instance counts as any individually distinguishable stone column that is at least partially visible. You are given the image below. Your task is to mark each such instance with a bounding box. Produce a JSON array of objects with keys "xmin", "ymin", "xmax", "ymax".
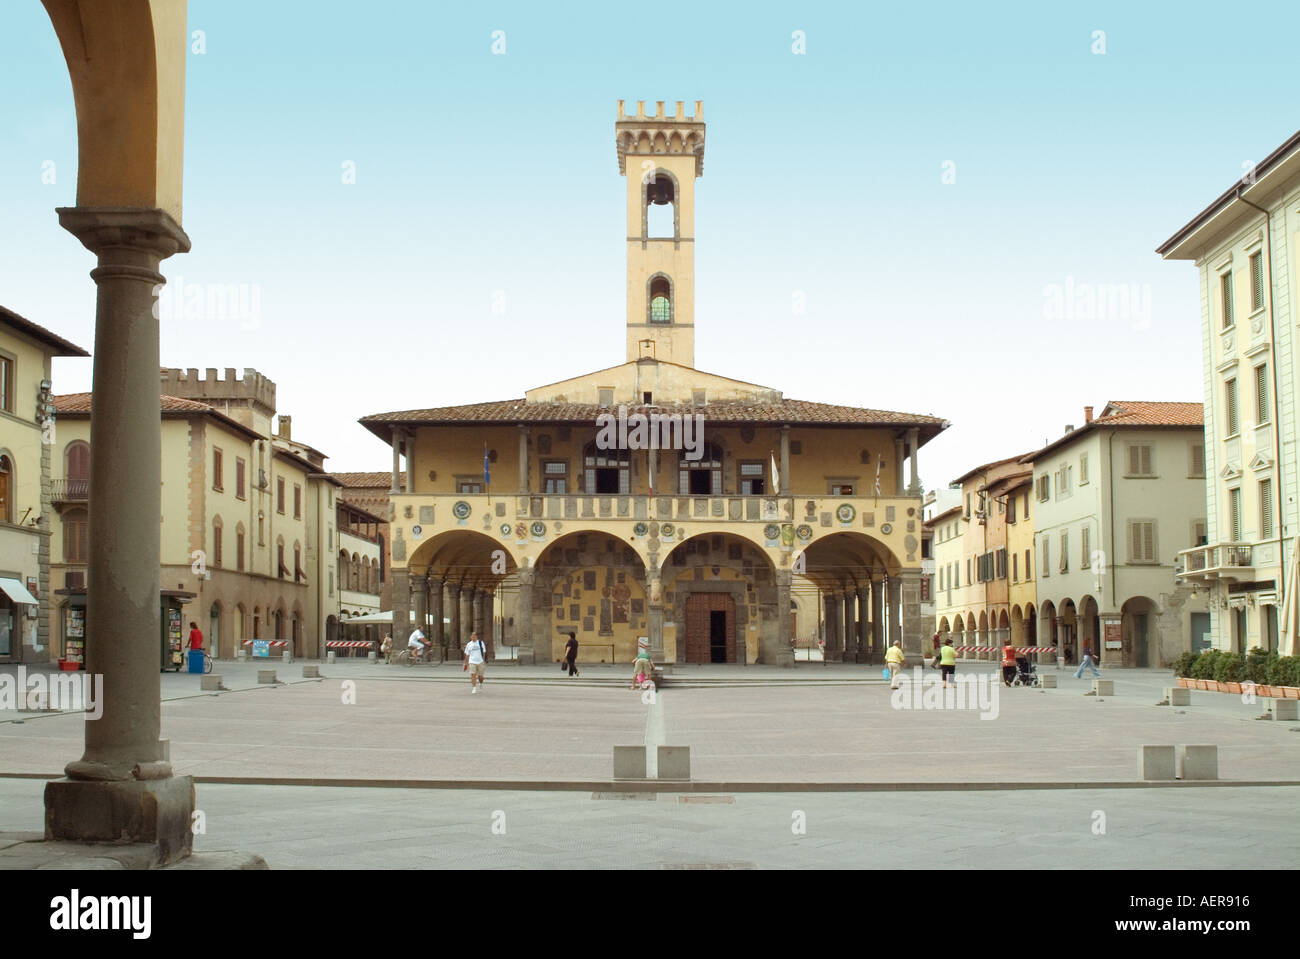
[
  {"xmin": 391, "ymin": 434, "xmax": 401, "ymax": 493},
  {"xmin": 392, "ymin": 568, "xmax": 411, "ymax": 646},
  {"xmin": 887, "ymin": 576, "xmax": 903, "ymax": 653},
  {"xmin": 898, "ymin": 570, "xmax": 923, "ymax": 659},
  {"xmin": 460, "ymin": 587, "xmax": 475, "ymax": 647},
  {"xmin": 518, "ymin": 426, "xmax": 529, "ymax": 495},
  {"xmin": 858, "ymin": 584, "xmax": 872, "ymax": 662},
  {"xmin": 429, "ymin": 576, "xmax": 444, "ymax": 657},
  {"xmin": 447, "ymin": 583, "xmax": 461, "ymax": 655},
  {"xmin": 403, "ymin": 431, "xmax": 414, "ymax": 495},
  {"xmin": 44, "ymin": 208, "xmax": 193, "ymax": 861},
  {"xmin": 646, "ymin": 567, "xmax": 664, "ymax": 662},
  {"xmin": 770, "ymin": 569, "xmax": 794, "ymax": 666},
  {"xmin": 823, "ymin": 593, "xmax": 841, "ymax": 661},
  {"xmin": 871, "ymin": 579, "xmax": 885, "ymax": 653},
  {"xmin": 412, "ymin": 573, "xmax": 428, "ymax": 636},
  {"xmin": 479, "ymin": 591, "xmax": 495, "ymax": 660},
  {"xmin": 779, "ymin": 426, "xmax": 791, "ymax": 496},
  {"xmin": 894, "ymin": 437, "xmax": 905, "ymax": 493},
  {"xmin": 842, "ymin": 592, "xmax": 857, "ymax": 663},
  {"xmin": 907, "ymin": 428, "xmax": 921, "ymax": 495},
  {"xmin": 515, "ymin": 569, "xmax": 535, "ymax": 663}
]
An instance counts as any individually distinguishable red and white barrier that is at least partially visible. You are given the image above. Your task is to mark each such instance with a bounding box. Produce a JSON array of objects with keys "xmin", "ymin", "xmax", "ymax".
[
  {"xmin": 327, "ymin": 641, "xmax": 373, "ymax": 649},
  {"xmin": 953, "ymin": 646, "xmax": 1056, "ymax": 654},
  {"xmin": 241, "ymin": 640, "xmax": 289, "ymax": 648}
]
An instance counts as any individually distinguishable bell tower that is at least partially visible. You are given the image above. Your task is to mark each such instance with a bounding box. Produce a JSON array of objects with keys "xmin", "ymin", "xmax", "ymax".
[{"xmin": 616, "ymin": 99, "xmax": 705, "ymax": 368}]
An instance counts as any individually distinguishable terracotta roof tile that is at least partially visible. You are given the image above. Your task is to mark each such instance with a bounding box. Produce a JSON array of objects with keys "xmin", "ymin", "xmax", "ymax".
[
  {"xmin": 54, "ymin": 393, "xmax": 264, "ymax": 440},
  {"xmin": 1093, "ymin": 401, "xmax": 1204, "ymax": 427},
  {"xmin": 330, "ymin": 471, "xmax": 398, "ymax": 488}
]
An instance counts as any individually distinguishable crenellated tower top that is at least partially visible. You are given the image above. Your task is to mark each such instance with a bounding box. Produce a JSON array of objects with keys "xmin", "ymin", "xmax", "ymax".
[{"xmin": 615, "ymin": 99, "xmax": 706, "ymax": 176}]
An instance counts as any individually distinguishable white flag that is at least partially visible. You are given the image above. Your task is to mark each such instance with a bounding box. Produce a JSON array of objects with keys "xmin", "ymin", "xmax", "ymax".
[{"xmin": 770, "ymin": 451, "xmax": 780, "ymax": 494}]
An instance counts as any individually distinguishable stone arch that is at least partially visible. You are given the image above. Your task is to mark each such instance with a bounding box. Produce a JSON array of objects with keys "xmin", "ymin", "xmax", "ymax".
[
  {"xmin": 661, "ymin": 531, "xmax": 775, "ymax": 664},
  {"xmin": 408, "ymin": 529, "xmax": 519, "ymax": 593},
  {"xmin": 1010, "ymin": 605, "xmax": 1025, "ymax": 645},
  {"xmin": 646, "ymin": 272, "xmax": 675, "ymax": 325},
  {"xmin": 641, "ymin": 167, "xmax": 681, "ymax": 240},
  {"xmin": 1079, "ymin": 594, "xmax": 1101, "ymax": 662},
  {"xmin": 1121, "ymin": 595, "xmax": 1160, "ymax": 668}
]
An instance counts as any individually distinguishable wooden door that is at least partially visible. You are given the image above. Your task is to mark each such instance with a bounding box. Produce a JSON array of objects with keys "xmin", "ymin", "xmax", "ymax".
[{"xmin": 684, "ymin": 593, "xmax": 734, "ymax": 663}]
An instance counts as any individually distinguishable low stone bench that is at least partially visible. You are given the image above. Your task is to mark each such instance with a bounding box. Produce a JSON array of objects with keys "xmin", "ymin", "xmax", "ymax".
[
  {"xmin": 613, "ymin": 745, "xmax": 646, "ymax": 780},
  {"xmin": 367, "ymin": 651, "xmax": 377, "ymax": 662},
  {"xmin": 302, "ymin": 666, "xmax": 320, "ymax": 679},
  {"xmin": 658, "ymin": 745, "xmax": 691, "ymax": 781},
  {"xmin": 235, "ymin": 648, "xmax": 247, "ymax": 661},
  {"xmin": 257, "ymin": 670, "xmax": 278, "ymax": 685},
  {"xmin": 1040, "ymin": 674, "xmax": 1057, "ymax": 688},
  {"xmin": 1269, "ymin": 699, "xmax": 1298, "ymax": 721},
  {"xmin": 1166, "ymin": 687, "xmax": 1190, "ymax": 706},
  {"xmin": 1138, "ymin": 745, "xmax": 1176, "ymax": 781},
  {"xmin": 200, "ymin": 675, "xmax": 223, "ymax": 691},
  {"xmin": 1178, "ymin": 744, "xmax": 1218, "ymax": 780},
  {"xmin": 1093, "ymin": 679, "xmax": 1114, "ymax": 696},
  {"xmin": 281, "ymin": 650, "xmax": 294, "ymax": 664},
  {"xmin": 327, "ymin": 651, "xmax": 337, "ymax": 664}
]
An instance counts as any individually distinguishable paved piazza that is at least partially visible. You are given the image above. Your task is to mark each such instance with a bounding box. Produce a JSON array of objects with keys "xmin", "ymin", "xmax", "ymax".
[{"xmin": 3, "ymin": 660, "xmax": 1297, "ymax": 867}]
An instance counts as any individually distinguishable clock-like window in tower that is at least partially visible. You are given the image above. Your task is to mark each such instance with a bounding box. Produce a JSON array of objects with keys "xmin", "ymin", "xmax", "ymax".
[{"xmin": 649, "ymin": 275, "xmax": 673, "ymax": 324}]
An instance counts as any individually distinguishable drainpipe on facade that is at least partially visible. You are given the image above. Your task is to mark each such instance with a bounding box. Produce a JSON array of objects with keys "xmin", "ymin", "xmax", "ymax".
[
  {"xmin": 1108, "ymin": 429, "xmax": 1118, "ymax": 661},
  {"xmin": 1235, "ymin": 190, "xmax": 1287, "ymax": 646}
]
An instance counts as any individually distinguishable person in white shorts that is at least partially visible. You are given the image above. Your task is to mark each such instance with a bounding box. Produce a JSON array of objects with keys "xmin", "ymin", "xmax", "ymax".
[
  {"xmin": 407, "ymin": 626, "xmax": 428, "ymax": 661},
  {"xmin": 464, "ymin": 631, "xmax": 488, "ymax": 693}
]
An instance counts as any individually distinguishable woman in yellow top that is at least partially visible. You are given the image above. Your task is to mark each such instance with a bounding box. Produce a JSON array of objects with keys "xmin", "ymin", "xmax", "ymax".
[
  {"xmin": 884, "ymin": 640, "xmax": 906, "ymax": 689},
  {"xmin": 939, "ymin": 637, "xmax": 957, "ymax": 689}
]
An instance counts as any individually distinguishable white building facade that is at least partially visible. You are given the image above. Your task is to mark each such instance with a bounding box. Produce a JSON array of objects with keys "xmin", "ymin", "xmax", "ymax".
[{"xmin": 1159, "ymin": 133, "xmax": 1300, "ymax": 654}]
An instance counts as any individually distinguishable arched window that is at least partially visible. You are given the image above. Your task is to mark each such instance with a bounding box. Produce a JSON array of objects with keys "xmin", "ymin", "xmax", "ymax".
[
  {"xmin": 584, "ymin": 442, "xmax": 629, "ymax": 494},
  {"xmin": 338, "ymin": 550, "xmax": 348, "ymax": 590},
  {"xmin": 65, "ymin": 441, "xmax": 89, "ymax": 500},
  {"xmin": 646, "ymin": 173, "xmax": 675, "ymax": 239},
  {"xmin": 679, "ymin": 442, "xmax": 723, "ymax": 495},
  {"xmin": 648, "ymin": 275, "xmax": 672, "ymax": 324},
  {"xmin": 212, "ymin": 516, "xmax": 223, "ymax": 568},
  {"xmin": 236, "ymin": 523, "xmax": 246, "ymax": 572},
  {"xmin": 351, "ymin": 552, "xmax": 361, "ymax": 591},
  {"xmin": 293, "ymin": 541, "xmax": 302, "ymax": 581},
  {"xmin": 0, "ymin": 455, "xmax": 11, "ymax": 523}
]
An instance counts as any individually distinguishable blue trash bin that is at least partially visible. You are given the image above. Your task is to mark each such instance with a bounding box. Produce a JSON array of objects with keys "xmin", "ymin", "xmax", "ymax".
[{"xmin": 188, "ymin": 649, "xmax": 205, "ymax": 674}]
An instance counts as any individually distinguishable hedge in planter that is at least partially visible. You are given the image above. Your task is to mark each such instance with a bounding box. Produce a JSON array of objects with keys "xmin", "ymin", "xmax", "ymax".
[
  {"xmin": 1171, "ymin": 651, "xmax": 1199, "ymax": 678},
  {"xmin": 1189, "ymin": 649, "xmax": 1222, "ymax": 680},
  {"xmin": 1213, "ymin": 652, "xmax": 1246, "ymax": 684},
  {"xmin": 1246, "ymin": 647, "xmax": 1279, "ymax": 686}
]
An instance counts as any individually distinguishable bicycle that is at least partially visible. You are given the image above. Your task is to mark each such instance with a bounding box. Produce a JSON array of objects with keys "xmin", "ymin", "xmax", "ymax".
[{"xmin": 204, "ymin": 649, "xmax": 214, "ymax": 674}]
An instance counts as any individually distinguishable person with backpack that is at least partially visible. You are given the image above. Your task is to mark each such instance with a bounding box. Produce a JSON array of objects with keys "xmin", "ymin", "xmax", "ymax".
[
  {"xmin": 464, "ymin": 630, "xmax": 488, "ymax": 693},
  {"xmin": 562, "ymin": 631, "xmax": 580, "ymax": 677}
]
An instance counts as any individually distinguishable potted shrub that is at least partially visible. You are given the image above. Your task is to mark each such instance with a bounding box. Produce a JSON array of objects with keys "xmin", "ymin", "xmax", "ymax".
[
  {"xmin": 1213, "ymin": 652, "xmax": 1245, "ymax": 693},
  {"xmin": 1171, "ymin": 651, "xmax": 1197, "ymax": 688},
  {"xmin": 1190, "ymin": 649, "xmax": 1221, "ymax": 690}
]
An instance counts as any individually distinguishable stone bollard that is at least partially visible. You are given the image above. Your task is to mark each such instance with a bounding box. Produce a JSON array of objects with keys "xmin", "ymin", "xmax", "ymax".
[
  {"xmin": 1040, "ymin": 674, "xmax": 1057, "ymax": 688},
  {"xmin": 1138, "ymin": 745, "xmax": 1176, "ymax": 781},
  {"xmin": 1178, "ymin": 745, "xmax": 1218, "ymax": 780},
  {"xmin": 302, "ymin": 665, "xmax": 320, "ymax": 679},
  {"xmin": 327, "ymin": 651, "xmax": 337, "ymax": 664},
  {"xmin": 1093, "ymin": 679, "xmax": 1114, "ymax": 696},
  {"xmin": 657, "ymin": 745, "xmax": 691, "ymax": 781},
  {"xmin": 613, "ymin": 745, "xmax": 647, "ymax": 780},
  {"xmin": 236, "ymin": 647, "xmax": 246, "ymax": 661},
  {"xmin": 257, "ymin": 670, "xmax": 278, "ymax": 684},
  {"xmin": 282, "ymin": 649, "xmax": 294, "ymax": 664},
  {"xmin": 368, "ymin": 651, "xmax": 377, "ymax": 662},
  {"xmin": 1167, "ymin": 687, "xmax": 1191, "ymax": 706},
  {"xmin": 1269, "ymin": 699, "xmax": 1299, "ymax": 721},
  {"xmin": 200, "ymin": 675, "xmax": 223, "ymax": 691}
]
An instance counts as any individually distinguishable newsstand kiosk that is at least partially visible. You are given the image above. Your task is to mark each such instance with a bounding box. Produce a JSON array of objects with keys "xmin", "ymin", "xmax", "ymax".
[{"xmin": 54, "ymin": 586, "xmax": 195, "ymax": 672}]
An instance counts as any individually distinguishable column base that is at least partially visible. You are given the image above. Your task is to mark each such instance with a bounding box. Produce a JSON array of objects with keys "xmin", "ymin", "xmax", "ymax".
[{"xmin": 44, "ymin": 775, "xmax": 195, "ymax": 866}]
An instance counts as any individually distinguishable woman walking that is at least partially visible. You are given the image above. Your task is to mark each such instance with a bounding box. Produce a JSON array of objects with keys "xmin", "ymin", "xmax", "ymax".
[{"xmin": 939, "ymin": 636, "xmax": 957, "ymax": 689}]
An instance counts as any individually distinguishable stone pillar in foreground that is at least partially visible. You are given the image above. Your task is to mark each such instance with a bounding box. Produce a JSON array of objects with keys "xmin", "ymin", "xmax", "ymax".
[
  {"xmin": 646, "ymin": 567, "xmax": 664, "ymax": 663},
  {"xmin": 858, "ymin": 584, "xmax": 872, "ymax": 662},
  {"xmin": 887, "ymin": 576, "xmax": 903, "ymax": 653},
  {"xmin": 428, "ymin": 576, "xmax": 444, "ymax": 654},
  {"xmin": 774, "ymin": 569, "xmax": 794, "ymax": 667},
  {"xmin": 823, "ymin": 593, "xmax": 841, "ymax": 661},
  {"xmin": 871, "ymin": 579, "xmax": 885, "ymax": 653},
  {"xmin": 842, "ymin": 592, "xmax": 857, "ymax": 663},
  {"xmin": 447, "ymin": 583, "xmax": 462, "ymax": 655},
  {"xmin": 412, "ymin": 573, "xmax": 428, "ymax": 636},
  {"xmin": 460, "ymin": 587, "xmax": 475, "ymax": 647},
  {"xmin": 44, "ymin": 208, "xmax": 192, "ymax": 864},
  {"xmin": 898, "ymin": 570, "xmax": 923, "ymax": 659},
  {"xmin": 391, "ymin": 568, "xmax": 410, "ymax": 646}
]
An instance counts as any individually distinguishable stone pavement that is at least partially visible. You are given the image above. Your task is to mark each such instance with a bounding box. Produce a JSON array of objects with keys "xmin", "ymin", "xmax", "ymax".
[
  {"xmin": 2, "ymin": 661, "xmax": 1296, "ymax": 785},
  {"xmin": 2, "ymin": 777, "xmax": 1294, "ymax": 869}
]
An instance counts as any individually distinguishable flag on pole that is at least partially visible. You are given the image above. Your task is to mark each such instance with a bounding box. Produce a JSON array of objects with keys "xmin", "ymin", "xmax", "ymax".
[
  {"xmin": 484, "ymin": 443, "xmax": 491, "ymax": 505},
  {"xmin": 770, "ymin": 451, "xmax": 779, "ymax": 495},
  {"xmin": 873, "ymin": 458, "xmax": 883, "ymax": 505}
]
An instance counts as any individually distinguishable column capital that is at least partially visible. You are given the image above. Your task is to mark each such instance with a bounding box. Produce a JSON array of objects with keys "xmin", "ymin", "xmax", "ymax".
[{"xmin": 58, "ymin": 206, "xmax": 190, "ymax": 262}]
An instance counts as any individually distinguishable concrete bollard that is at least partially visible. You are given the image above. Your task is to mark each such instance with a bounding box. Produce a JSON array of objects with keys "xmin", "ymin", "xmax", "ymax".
[
  {"xmin": 236, "ymin": 647, "xmax": 247, "ymax": 661},
  {"xmin": 657, "ymin": 745, "xmax": 691, "ymax": 781},
  {"xmin": 327, "ymin": 651, "xmax": 337, "ymax": 664},
  {"xmin": 1167, "ymin": 687, "xmax": 1191, "ymax": 706},
  {"xmin": 302, "ymin": 665, "xmax": 320, "ymax": 679},
  {"xmin": 1269, "ymin": 699, "xmax": 1299, "ymax": 721},
  {"xmin": 257, "ymin": 670, "xmax": 278, "ymax": 685},
  {"xmin": 613, "ymin": 745, "xmax": 647, "ymax": 780},
  {"xmin": 1139, "ymin": 745, "xmax": 1176, "ymax": 781},
  {"xmin": 200, "ymin": 675, "xmax": 223, "ymax": 691},
  {"xmin": 1178, "ymin": 745, "xmax": 1218, "ymax": 780},
  {"xmin": 368, "ymin": 651, "xmax": 377, "ymax": 662},
  {"xmin": 282, "ymin": 650, "xmax": 294, "ymax": 664},
  {"xmin": 1093, "ymin": 679, "xmax": 1114, "ymax": 696},
  {"xmin": 1040, "ymin": 674, "xmax": 1057, "ymax": 688}
]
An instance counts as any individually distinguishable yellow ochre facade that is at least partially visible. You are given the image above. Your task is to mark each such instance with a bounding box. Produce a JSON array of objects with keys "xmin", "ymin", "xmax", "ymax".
[{"xmin": 362, "ymin": 102, "xmax": 949, "ymax": 667}]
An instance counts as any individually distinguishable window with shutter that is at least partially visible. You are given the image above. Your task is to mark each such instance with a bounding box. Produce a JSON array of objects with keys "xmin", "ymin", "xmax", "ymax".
[
  {"xmin": 1060, "ymin": 530, "xmax": 1069, "ymax": 572},
  {"xmin": 1260, "ymin": 478, "xmax": 1274, "ymax": 538},
  {"xmin": 1255, "ymin": 364, "xmax": 1269, "ymax": 424},
  {"xmin": 1025, "ymin": 549, "xmax": 1031, "ymax": 579},
  {"xmin": 1221, "ymin": 271, "xmax": 1234, "ymax": 328},
  {"xmin": 1127, "ymin": 445, "xmax": 1153, "ymax": 476},
  {"xmin": 1193, "ymin": 520, "xmax": 1207, "ymax": 547},
  {"xmin": 236, "ymin": 458, "xmax": 246, "ymax": 499},
  {"xmin": 1080, "ymin": 453, "xmax": 1088, "ymax": 484},
  {"xmin": 1229, "ymin": 487, "xmax": 1242, "ymax": 541},
  {"xmin": 1250, "ymin": 251, "xmax": 1265, "ymax": 312},
  {"xmin": 1012, "ymin": 552, "xmax": 1018, "ymax": 581},
  {"xmin": 1081, "ymin": 525, "xmax": 1090, "ymax": 567},
  {"xmin": 213, "ymin": 448, "xmax": 223, "ymax": 491},
  {"xmin": 1190, "ymin": 443, "xmax": 1205, "ymax": 478},
  {"xmin": 1042, "ymin": 539, "xmax": 1050, "ymax": 577},
  {"xmin": 1225, "ymin": 378, "xmax": 1239, "ymax": 435}
]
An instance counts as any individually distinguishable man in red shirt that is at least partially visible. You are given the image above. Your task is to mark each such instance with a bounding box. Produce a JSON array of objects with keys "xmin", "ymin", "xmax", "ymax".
[
  {"xmin": 188, "ymin": 621, "xmax": 204, "ymax": 651},
  {"xmin": 1001, "ymin": 641, "xmax": 1017, "ymax": 687}
]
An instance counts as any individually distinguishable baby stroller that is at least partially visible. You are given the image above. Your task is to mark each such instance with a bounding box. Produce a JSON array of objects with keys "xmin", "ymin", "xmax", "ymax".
[{"xmin": 1011, "ymin": 656, "xmax": 1039, "ymax": 687}]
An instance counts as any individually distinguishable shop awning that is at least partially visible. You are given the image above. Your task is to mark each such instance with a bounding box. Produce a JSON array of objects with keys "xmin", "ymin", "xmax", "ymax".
[{"xmin": 0, "ymin": 577, "xmax": 38, "ymax": 604}]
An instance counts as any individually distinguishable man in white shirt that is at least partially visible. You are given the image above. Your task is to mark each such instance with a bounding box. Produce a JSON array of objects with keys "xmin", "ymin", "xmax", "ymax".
[
  {"xmin": 407, "ymin": 626, "xmax": 429, "ymax": 662},
  {"xmin": 464, "ymin": 630, "xmax": 488, "ymax": 693}
]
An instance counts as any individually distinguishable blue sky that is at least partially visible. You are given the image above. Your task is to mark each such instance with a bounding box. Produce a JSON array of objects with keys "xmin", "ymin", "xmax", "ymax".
[{"xmin": 3, "ymin": 0, "xmax": 1298, "ymax": 486}]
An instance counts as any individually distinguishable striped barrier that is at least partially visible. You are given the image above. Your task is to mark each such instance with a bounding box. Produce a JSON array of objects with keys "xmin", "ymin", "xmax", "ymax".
[
  {"xmin": 953, "ymin": 646, "xmax": 1057, "ymax": 654},
  {"xmin": 326, "ymin": 641, "xmax": 373, "ymax": 649},
  {"xmin": 241, "ymin": 640, "xmax": 289, "ymax": 648}
]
